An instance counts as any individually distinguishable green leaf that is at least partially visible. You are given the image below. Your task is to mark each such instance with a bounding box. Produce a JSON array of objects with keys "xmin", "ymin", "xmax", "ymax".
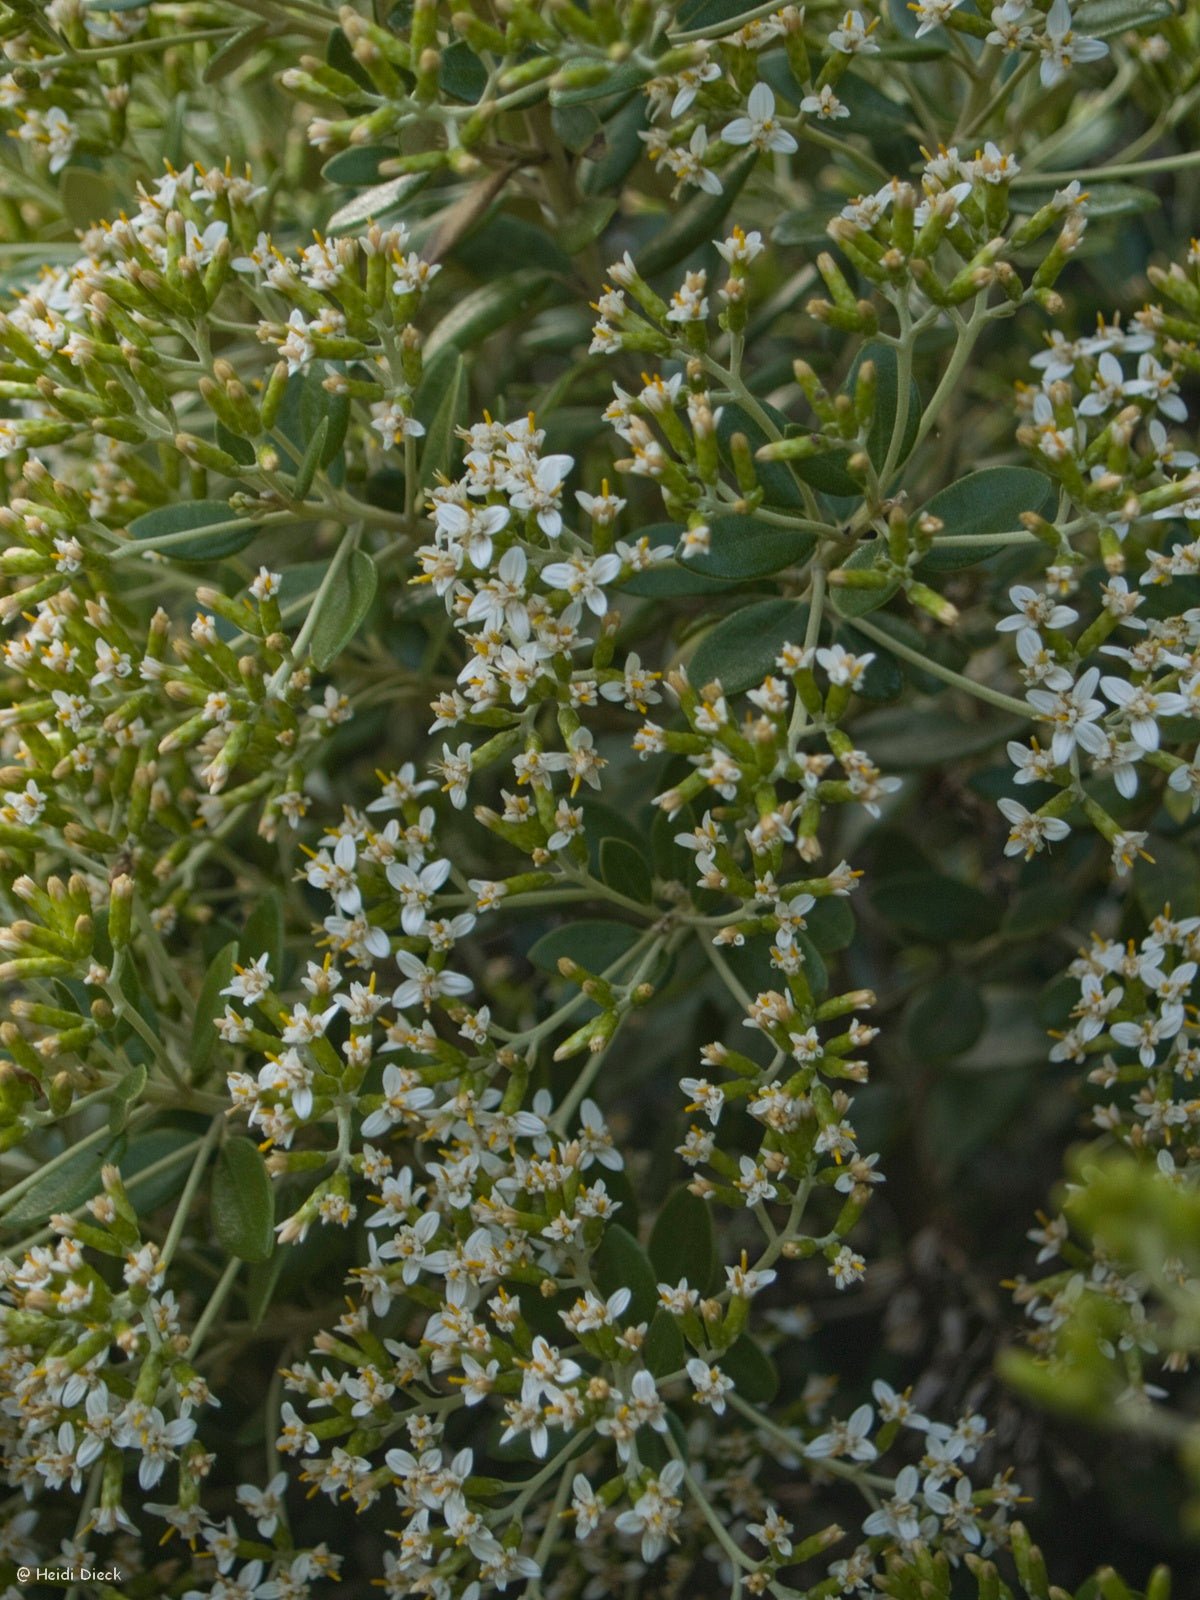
[
  {"xmin": 851, "ymin": 702, "xmax": 1024, "ymax": 768},
  {"xmin": 549, "ymin": 58, "xmax": 649, "ymax": 108},
  {"xmin": 773, "ymin": 206, "xmax": 837, "ymax": 248},
  {"xmin": 1073, "ymin": 0, "xmax": 1172, "ymax": 37},
  {"xmin": 835, "ymin": 622, "xmax": 904, "ymax": 701},
  {"xmin": 689, "ymin": 599, "xmax": 809, "ymax": 694},
  {"xmin": 645, "ymin": 1308, "xmax": 686, "ymax": 1377},
  {"xmin": 829, "ymin": 540, "xmax": 900, "ymax": 620},
  {"xmin": 418, "ymin": 353, "xmax": 469, "ymax": 486},
  {"xmin": 904, "ymin": 972, "xmax": 987, "ymax": 1059},
  {"xmin": 291, "ymin": 415, "xmax": 329, "ymax": 501},
  {"xmin": 1001, "ymin": 881, "xmax": 1077, "ymax": 940},
  {"xmin": 872, "ymin": 872, "xmax": 1000, "ymax": 942},
  {"xmin": 920, "ymin": 467, "xmax": 1057, "ymax": 572},
  {"xmin": 806, "ymin": 895, "xmax": 856, "ymax": 953},
  {"xmin": 60, "ymin": 165, "xmax": 117, "ymax": 230},
  {"xmin": 212, "ymin": 1136, "xmax": 275, "ymax": 1262},
  {"xmin": 423, "ymin": 269, "xmax": 557, "ymax": 363},
  {"xmin": 439, "ymin": 38, "xmax": 487, "ymax": 101},
  {"xmin": 321, "ymin": 145, "xmax": 395, "ymax": 187},
  {"xmin": 580, "ymin": 95, "xmax": 648, "ymax": 197},
  {"xmin": 203, "ymin": 21, "xmax": 270, "ymax": 82},
  {"xmin": 688, "ymin": 514, "xmax": 814, "ymax": 580},
  {"xmin": 127, "ymin": 500, "xmax": 258, "ymax": 561},
  {"xmin": 552, "ymin": 103, "xmax": 603, "ymax": 155},
  {"xmin": 3, "ymin": 1140, "xmax": 118, "ymax": 1227},
  {"xmin": 529, "ymin": 920, "xmax": 642, "ymax": 976},
  {"xmin": 325, "ymin": 172, "xmax": 431, "ymax": 236},
  {"xmin": 599, "ymin": 837, "xmax": 652, "ymax": 904},
  {"xmin": 649, "ymin": 1186, "xmax": 718, "ymax": 1292},
  {"xmin": 792, "ymin": 444, "xmax": 860, "ymax": 498},
  {"xmin": 719, "ymin": 1334, "xmax": 779, "ymax": 1403},
  {"xmin": 717, "ymin": 400, "xmax": 807, "ymax": 511},
  {"xmin": 1011, "ymin": 181, "xmax": 1159, "ymax": 219},
  {"xmin": 622, "ymin": 563, "xmax": 740, "ymax": 597},
  {"xmin": 124, "ymin": 1127, "xmax": 202, "ymax": 1215},
  {"xmin": 325, "ymin": 24, "xmax": 374, "ymax": 91},
  {"xmin": 241, "ymin": 890, "xmax": 284, "ymax": 980},
  {"xmin": 310, "ymin": 549, "xmax": 378, "ymax": 671},
  {"xmin": 558, "ymin": 195, "xmax": 618, "ymax": 255},
  {"xmin": 636, "ymin": 153, "xmax": 755, "ymax": 279},
  {"xmin": 245, "ymin": 1245, "xmax": 287, "ymax": 1328},
  {"xmin": 192, "ymin": 941, "xmax": 237, "ymax": 1076},
  {"xmin": 592, "ymin": 1222, "xmax": 658, "ymax": 1322},
  {"xmin": 108, "ymin": 1062, "xmax": 146, "ymax": 1134}
]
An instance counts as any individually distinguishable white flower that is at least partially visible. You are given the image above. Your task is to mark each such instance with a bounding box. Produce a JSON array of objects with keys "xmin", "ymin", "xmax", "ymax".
[
  {"xmin": 911, "ymin": 0, "xmax": 965, "ymax": 37},
  {"xmin": 541, "ymin": 552, "xmax": 621, "ymax": 616},
  {"xmin": 997, "ymin": 797, "xmax": 1071, "ymax": 859},
  {"xmin": 1039, "ymin": 0, "xmax": 1109, "ymax": 87},
  {"xmin": 800, "ymin": 85, "xmax": 850, "ymax": 120},
  {"xmin": 828, "ymin": 9, "xmax": 881, "ymax": 54},
  {"xmin": 1025, "ymin": 665, "xmax": 1106, "ymax": 764},
  {"xmin": 687, "ymin": 1359, "xmax": 734, "ymax": 1414},
  {"xmin": 508, "ymin": 453, "xmax": 574, "ymax": 538},
  {"xmin": 393, "ymin": 949, "xmax": 473, "ymax": 1011},
  {"xmin": 613, "ymin": 1460, "xmax": 685, "ymax": 1562},
  {"xmin": 722, "ymin": 83, "xmax": 798, "ymax": 154},
  {"xmin": 1100, "ymin": 675, "xmax": 1188, "ymax": 752}
]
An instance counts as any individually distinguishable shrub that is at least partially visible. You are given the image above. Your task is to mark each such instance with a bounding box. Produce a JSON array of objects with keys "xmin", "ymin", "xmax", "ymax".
[{"xmin": 0, "ymin": 1, "xmax": 1196, "ymax": 1596}]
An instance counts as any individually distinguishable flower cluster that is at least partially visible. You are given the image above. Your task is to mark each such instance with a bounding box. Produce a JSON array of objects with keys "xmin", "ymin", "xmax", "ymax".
[{"xmin": 0, "ymin": 0, "xmax": 1197, "ymax": 1595}]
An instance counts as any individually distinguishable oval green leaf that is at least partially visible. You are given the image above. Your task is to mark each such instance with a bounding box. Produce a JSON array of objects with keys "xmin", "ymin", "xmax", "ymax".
[{"xmin": 212, "ymin": 1136, "xmax": 275, "ymax": 1262}]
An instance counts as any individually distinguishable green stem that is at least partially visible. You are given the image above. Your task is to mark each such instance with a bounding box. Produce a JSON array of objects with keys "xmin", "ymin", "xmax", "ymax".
[
  {"xmin": 188, "ymin": 1255, "xmax": 242, "ymax": 1359},
  {"xmin": 1012, "ymin": 148, "xmax": 1200, "ymax": 185},
  {"xmin": 849, "ymin": 613, "xmax": 1031, "ymax": 718},
  {"xmin": 159, "ymin": 1117, "xmax": 223, "ymax": 1270}
]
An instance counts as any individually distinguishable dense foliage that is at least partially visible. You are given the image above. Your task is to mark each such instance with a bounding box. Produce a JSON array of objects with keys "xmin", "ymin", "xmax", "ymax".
[{"xmin": 1, "ymin": 1, "xmax": 1199, "ymax": 1597}]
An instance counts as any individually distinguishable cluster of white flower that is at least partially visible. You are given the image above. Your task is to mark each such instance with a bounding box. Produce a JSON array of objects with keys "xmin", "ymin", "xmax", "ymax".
[{"xmin": 995, "ymin": 266, "xmax": 1200, "ymax": 875}]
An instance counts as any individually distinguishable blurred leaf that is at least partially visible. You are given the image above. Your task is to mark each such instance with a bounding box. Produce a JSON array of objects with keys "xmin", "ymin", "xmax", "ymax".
[
  {"xmin": 1073, "ymin": 0, "xmax": 1172, "ymax": 37},
  {"xmin": 872, "ymin": 872, "xmax": 999, "ymax": 941},
  {"xmin": 552, "ymin": 103, "xmax": 602, "ymax": 154},
  {"xmin": 593, "ymin": 1223, "xmax": 658, "ymax": 1322},
  {"xmin": 719, "ymin": 1334, "xmax": 779, "ymax": 1403},
  {"xmin": 2, "ymin": 1140, "xmax": 117, "ymax": 1228},
  {"xmin": 321, "ymin": 145, "xmax": 395, "ymax": 186},
  {"xmin": 424, "ymin": 269, "xmax": 557, "ymax": 362},
  {"xmin": 325, "ymin": 172, "xmax": 431, "ymax": 235},
  {"xmin": 107, "ymin": 1063, "xmax": 146, "ymax": 1134},
  {"xmin": 203, "ymin": 21, "xmax": 270, "ymax": 82},
  {"xmin": 852, "ymin": 702, "xmax": 1024, "ymax": 768},
  {"xmin": 439, "ymin": 39, "xmax": 486, "ymax": 101},
  {"xmin": 600, "ymin": 837, "xmax": 652, "ymax": 904},
  {"xmin": 905, "ymin": 972, "xmax": 987, "ymax": 1059},
  {"xmin": 418, "ymin": 353, "xmax": 469, "ymax": 486},
  {"xmin": 649, "ymin": 1186, "xmax": 718, "ymax": 1291},
  {"xmin": 1134, "ymin": 837, "xmax": 1200, "ymax": 919},
  {"xmin": 645, "ymin": 1309, "xmax": 686, "ymax": 1377},
  {"xmin": 806, "ymin": 895, "xmax": 856, "ymax": 953},
  {"xmin": 636, "ymin": 153, "xmax": 755, "ymax": 278},
  {"xmin": 1011, "ymin": 181, "xmax": 1159, "ymax": 219},
  {"xmin": 241, "ymin": 891, "xmax": 284, "ymax": 980},
  {"xmin": 192, "ymin": 941, "xmax": 237, "ymax": 1075},
  {"xmin": 830, "ymin": 541, "xmax": 900, "ymax": 619},
  {"xmin": 853, "ymin": 340, "xmax": 920, "ymax": 472}
]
